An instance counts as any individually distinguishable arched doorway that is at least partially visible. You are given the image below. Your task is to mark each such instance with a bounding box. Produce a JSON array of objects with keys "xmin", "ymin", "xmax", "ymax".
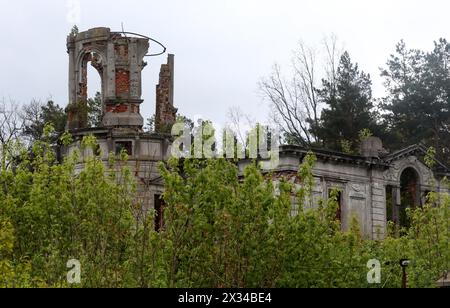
[{"xmin": 399, "ymin": 167, "xmax": 420, "ymax": 228}]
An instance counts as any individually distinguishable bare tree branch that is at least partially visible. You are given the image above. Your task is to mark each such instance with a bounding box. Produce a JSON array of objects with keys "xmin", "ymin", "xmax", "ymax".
[
  {"xmin": 260, "ymin": 36, "xmax": 342, "ymax": 146},
  {"xmin": 226, "ymin": 106, "xmax": 255, "ymax": 147},
  {"xmin": 0, "ymin": 98, "xmax": 25, "ymax": 169}
]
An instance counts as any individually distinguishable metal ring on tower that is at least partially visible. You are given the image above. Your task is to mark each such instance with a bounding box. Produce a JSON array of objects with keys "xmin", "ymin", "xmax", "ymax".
[{"xmin": 111, "ymin": 31, "xmax": 167, "ymax": 57}]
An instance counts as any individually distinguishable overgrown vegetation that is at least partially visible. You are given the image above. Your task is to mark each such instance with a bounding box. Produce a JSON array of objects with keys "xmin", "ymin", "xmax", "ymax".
[{"xmin": 0, "ymin": 130, "xmax": 448, "ymax": 288}]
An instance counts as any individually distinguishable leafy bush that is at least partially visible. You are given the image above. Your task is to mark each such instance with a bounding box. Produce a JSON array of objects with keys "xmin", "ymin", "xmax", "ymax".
[{"xmin": 0, "ymin": 130, "xmax": 448, "ymax": 288}]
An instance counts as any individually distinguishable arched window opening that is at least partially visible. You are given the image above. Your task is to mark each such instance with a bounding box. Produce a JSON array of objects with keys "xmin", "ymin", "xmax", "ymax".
[
  {"xmin": 87, "ymin": 62, "xmax": 102, "ymax": 101},
  {"xmin": 87, "ymin": 53, "xmax": 103, "ymax": 128},
  {"xmin": 78, "ymin": 52, "xmax": 103, "ymax": 128}
]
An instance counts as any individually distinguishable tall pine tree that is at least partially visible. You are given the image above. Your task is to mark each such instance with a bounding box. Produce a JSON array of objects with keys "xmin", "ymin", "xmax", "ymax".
[
  {"xmin": 381, "ymin": 39, "xmax": 450, "ymax": 163},
  {"xmin": 314, "ymin": 51, "xmax": 378, "ymax": 152}
]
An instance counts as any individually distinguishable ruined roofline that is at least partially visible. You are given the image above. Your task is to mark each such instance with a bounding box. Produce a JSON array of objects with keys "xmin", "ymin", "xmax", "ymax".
[
  {"xmin": 384, "ymin": 143, "xmax": 450, "ymax": 173},
  {"xmin": 279, "ymin": 145, "xmax": 391, "ymax": 168},
  {"xmin": 68, "ymin": 27, "xmax": 153, "ymax": 43},
  {"xmin": 280, "ymin": 143, "xmax": 450, "ymax": 174},
  {"xmin": 155, "ymin": 54, "xmax": 177, "ymax": 133},
  {"xmin": 383, "ymin": 143, "xmax": 428, "ymax": 162},
  {"xmin": 67, "ymin": 126, "xmax": 173, "ymax": 140}
]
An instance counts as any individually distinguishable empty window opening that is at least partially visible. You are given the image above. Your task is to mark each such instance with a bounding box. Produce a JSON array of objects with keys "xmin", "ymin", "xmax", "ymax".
[
  {"xmin": 154, "ymin": 194, "xmax": 165, "ymax": 232},
  {"xmin": 87, "ymin": 60, "xmax": 102, "ymax": 100},
  {"xmin": 386, "ymin": 185, "xmax": 394, "ymax": 223},
  {"xmin": 115, "ymin": 141, "xmax": 133, "ymax": 156}
]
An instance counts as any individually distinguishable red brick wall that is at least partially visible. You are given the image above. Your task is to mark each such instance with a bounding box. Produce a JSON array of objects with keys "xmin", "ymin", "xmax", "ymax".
[
  {"xmin": 106, "ymin": 104, "xmax": 128, "ymax": 113},
  {"xmin": 116, "ymin": 69, "xmax": 130, "ymax": 96}
]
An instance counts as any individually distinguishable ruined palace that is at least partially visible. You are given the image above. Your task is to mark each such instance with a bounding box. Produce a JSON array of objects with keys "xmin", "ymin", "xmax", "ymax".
[
  {"xmin": 63, "ymin": 27, "xmax": 176, "ymax": 221},
  {"xmin": 63, "ymin": 27, "xmax": 450, "ymax": 239},
  {"xmin": 248, "ymin": 139, "xmax": 450, "ymax": 239}
]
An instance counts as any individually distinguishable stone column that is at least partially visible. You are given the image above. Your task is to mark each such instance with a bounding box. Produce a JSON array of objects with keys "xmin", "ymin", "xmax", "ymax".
[
  {"xmin": 129, "ymin": 40, "xmax": 140, "ymax": 100},
  {"xmin": 106, "ymin": 41, "xmax": 116, "ymax": 100},
  {"xmin": 371, "ymin": 181, "xmax": 387, "ymax": 239},
  {"xmin": 67, "ymin": 37, "xmax": 76, "ymax": 105}
]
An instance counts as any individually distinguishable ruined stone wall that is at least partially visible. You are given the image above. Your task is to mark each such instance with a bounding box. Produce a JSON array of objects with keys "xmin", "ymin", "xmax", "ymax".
[
  {"xmin": 239, "ymin": 149, "xmax": 449, "ymax": 239},
  {"xmin": 65, "ymin": 27, "xmax": 175, "ymax": 218},
  {"xmin": 155, "ymin": 54, "xmax": 177, "ymax": 133}
]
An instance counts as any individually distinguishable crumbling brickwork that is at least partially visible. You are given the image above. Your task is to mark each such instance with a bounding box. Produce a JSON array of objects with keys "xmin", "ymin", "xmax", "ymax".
[
  {"xmin": 116, "ymin": 69, "xmax": 130, "ymax": 96},
  {"xmin": 155, "ymin": 54, "xmax": 177, "ymax": 133},
  {"xmin": 106, "ymin": 104, "xmax": 128, "ymax": 113}
]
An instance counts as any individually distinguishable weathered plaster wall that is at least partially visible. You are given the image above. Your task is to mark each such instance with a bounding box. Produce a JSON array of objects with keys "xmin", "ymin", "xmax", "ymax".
[{"xmin": 241, "ymin": 149, "xmax": 449, "ymax": 240}]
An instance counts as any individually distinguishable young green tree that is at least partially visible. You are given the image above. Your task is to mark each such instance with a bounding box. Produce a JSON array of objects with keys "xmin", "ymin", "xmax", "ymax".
[
  {"xmin": 1, "ymin": 127, "xmax": 138, "ymax": 287},
  {"xmin": 22, "ymin": 100, "xmax": 67, "ymax": 144},
  {"xmin": 0, "ymin": 127, "xmax": 448, "ymax": 288},
  {"xmin": 157, "ymin": 158, "xmax": 289, "ymax": 287}
]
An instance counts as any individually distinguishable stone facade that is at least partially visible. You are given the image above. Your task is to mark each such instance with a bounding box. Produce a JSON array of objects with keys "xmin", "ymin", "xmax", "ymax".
[{"xmin": 241, "ymin": 140, "xmax": 450, "ymax": 239}]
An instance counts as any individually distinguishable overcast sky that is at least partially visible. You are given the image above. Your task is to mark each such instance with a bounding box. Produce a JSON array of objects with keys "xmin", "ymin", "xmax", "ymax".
[{"xmin": 1, "ymin": 0, "xmax": 449, "ymax": 126}]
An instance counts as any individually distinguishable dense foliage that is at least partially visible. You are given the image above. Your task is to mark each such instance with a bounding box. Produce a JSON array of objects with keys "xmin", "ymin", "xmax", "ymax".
[
  {"xmin": 0, "ymin": 132, "xmax": 448, "ymax": 288},
  {"xmin": 381, "ymin": 39, "xmax": 450, "ymax": 162},
  {"xmin": 21, "ymin": 100, "xmax": 67, "ymax": 145},
  {"xmin": 314, "ymin": 52, "xmax": 380, "ymax": 152},
  {"xmin": 1, "ymin": 37, "xmax": 449, "ymax": 289}
]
